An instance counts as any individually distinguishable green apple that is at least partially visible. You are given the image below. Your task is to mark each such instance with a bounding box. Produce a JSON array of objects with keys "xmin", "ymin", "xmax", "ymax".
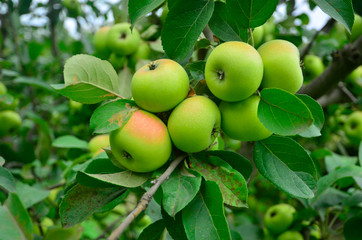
[
  {"xmin": 131, "ymin": 59, "xmax": 190, "ymax": 113},
  {"xmin": 69, "ymin": 100, "xmax": 82, "ymax": 112},
  {"xmin": 276, "ymin": 231, "xmax": 303, "ymax": 240},
  {"xmin": 224, "ymin": 135, "xmax": 242, "ymax": 151},
  {"xmin": 0, "ymin": 82, "xmax": 7, "ymax": 95},
  {"xmin": 264, "ymin": 203, "xmax": 296, "ymax": 235},
  {"xmin": 167, "ymin": 96, "xmax": 221, "ymax": 153},
  {"xmin": 0, "ymin": 110, "xmax": 22, "ymax": 137},
  {"xmin": 205, "ymin": 41, "xmax": 263, "ymax": 102},
  {"xmin": 89, "ymin": 134, "xmax": 110, "ymax": 156},
  {"xmin": 219, "ymin": 95, "xmax": 272, "ymax": 141},
  {"xmin": 303, "ymin": 54, "xmax": 324, "ymax": 80},
  {"xmin": 345, "ymin": 66, "xmax": 362, "ymax": 95},
  {"xmin": 348, "ymin": 14, "xmax": 362, "ymax": 42},
  {"xmin": 109, "ymin": 52, "xmax": 126, "ymax": 70},
  {"xmin": 134, "ymin": 42, "xmax": 151, "ymax": 60},
  {"xmin": 128, "ymin": 42, "xmax": 152, "ymax": 69},
  {"xmin": 110, "ymin": 110, "xmax": 172, "ymax": 172},
  {"xmin": 344, "ymin": 111, "xmax": 362, "ymax": 144},
  {"xmin": 93, "ymin": 26, "xmax": 112, "ymax": 59},
  {"xmin": 263, "ymin": 19, "xmax": 275, "ymax": 36},
  {"xmin": 253, "ymin": 26, "xmax": 264, "ymax": 46},
  {"xmin": 258, "ymin": 39, "xmax": 303, "ymax": 93},
  {"xmin": 107, "ymin": 23, "xmax": 140, "ymax": 56}
]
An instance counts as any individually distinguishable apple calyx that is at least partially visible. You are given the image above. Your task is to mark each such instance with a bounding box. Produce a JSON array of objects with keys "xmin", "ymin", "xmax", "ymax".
[
  {"xmin": 120, "ymin": 33, "xmax": 127, "ymax": 39},
  {"xmin": 148, "ymin": 62, "xmax": 158, "ymax": 70},
  {"xmin": 217, "ymin": 70, "xmax": 225, "ymax": 80},
  {"xmin": 123, "ymin": 151, "xmax": 132, "ymax": 160}
]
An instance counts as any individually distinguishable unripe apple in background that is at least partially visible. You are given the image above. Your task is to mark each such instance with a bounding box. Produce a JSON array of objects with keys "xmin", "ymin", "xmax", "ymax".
[
  {"xmin": 253, "ymin": 26, "xmax": 264, "ymax": 46},
  {"xmin": 89, "ymin": 134, "xmax": 110, "ymax": 156},
  {"xmin": 348, "ymin": 14, "xmax": 362, "ymax": 42},
  {"xmin": 110, "ymin": 110, "xmax": 172, "ymax": 172},
  {"xmin": 219, "ymin": 95, "xmax": 272, "ymax": 141},
  {"xmin": 0, "ymin": 110, "xmax": 22, "ymax": 137},
  {"xmin": 264, "ymin": 203, "xmax": 296, "ymax": 235},
  {"xmin": 167, "ymin": 96, "xmax": 221, "ymax": 153},
  {"xmin": 107, "ymin": 23, "xmax": 141, "ymax": 56},
  {"xmin": 0, "ymin": 82, "xmax": 7, "ymax": 95},
  {"xmin": 131, "ymin": 59, "xmax": 189, "ymax": 113},
  {"xmin": 69, "ymin": 100, "xmax": 82, "ymax": 112},
  {"xmin": 223, "ymin": 135, "xmax": 242, "ymax": 151},
  {"xmin": 128, "ymin": 42, "xmax": 152, "ymax": 69},
  {"xmin": 303, "ymin": 54, "xmax": 324, "ymax": 81},
  {"xmin": 205, "ymin": 41, "xmax": 263, "ymax": 102},
  {"xmin": 345, "ymin": 66, "xmax": 362, "ymax": 95},
  {"xmin": 109, "ymin": 53, "xmax": 126, "ymax": 70},
  {"xmin": 133, "ymin": 42, "xmax": 151, "ymax": 60},
  {"xmin": 276, "ymin": 231, "xmax": 303, "ymax": 240},
  {"xmin": 343, "ymin": 111, "xmax": 362, "ymax": 144},
  {"xmin": 93, "ymin": 26, "xmax": 112, "ymax": 60},
  {"xmin": 258, "ymin": 39, "xmax": 303, "ymax": 93}
]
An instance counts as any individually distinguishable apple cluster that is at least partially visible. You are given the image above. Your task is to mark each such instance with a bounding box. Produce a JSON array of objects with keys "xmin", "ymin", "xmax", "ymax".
[
  {"xmin": 93, "ymin": 23, "xmax": 151, "ymax": 71},
  {"xmin": 109, "ymin": 39, "xmax": 304, "ymax": 173}
]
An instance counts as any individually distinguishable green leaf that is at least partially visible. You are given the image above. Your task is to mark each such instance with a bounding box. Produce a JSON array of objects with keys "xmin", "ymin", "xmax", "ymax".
[
  {"xmin": 325, "ymin": 153, "xmax": 357, "ymax": 173},
  {"xmin": 162, "ymin": 210, "xmax": 188, "ymax": 240},
  {"xmin": 76, "ymin": 157, "xmax": 141, "ymax": 188},
  {"xmin": 161, "ymin": 0, "xmax": 214, "ymax": 62},
  {"xmin": 52, "ymin": 54, "xmax": 122, "ymax": 103},
  {"xmin": 313, "ymin": 0, "xmax": 354, "ymax": 33},
  {"xmin": 190, "ymin": 155, "xmax": 248, "ymax": 207},
  {"xmin": 186, "ymin": 61, "xmax": 206, "ymax": 85},
  {"xmin": 258, "ymin": 88, "xmax": 314, "ymax": 136},
  {"xmin": 297, "ymin": 94, "xmax": 325, "ymax": 138},
  {"xmin": 118, "ymin": 65, "xmax": 133, "ymax": 99},
  {"xmin": 344, "ymin": 213, "xmax": 362, "ymax": 240},
  {"xmin": 52, "ymin": 135, "xmax": 89, "ymax": 149},
  {"xmin": 90, "ymin": 99, "xmax": 138, "ymax": 134},
  {"xmin": 15, "ymin": 182, "xmax": 49, "ymax": 208},
  {"xmin": 201, "ymin": 150, "xmax": 253, "ymax": 180},
  {"xmin": 95, "ymin": 190, "xmax": 129, "ymax": 213},
  {"xmin": 359, "ymin": 142, "xmax": 362, "ymax": 167},
  {"xmin": 78, "ymin": 170, "xmax": 150, "ymax": 188},
  {"xmin": 226, "ymin": 0, "xmax": 278, "ymax": 28},
  {"xmin": 183, "ymin": 181, "xmax": 231, "ymax": 240},
  {"xmin": 313, "ymin": 166, "xmax": 362, "ymax": 202},
  {"xmin": 59, "ymin": 184, "xmax": 124, "ymax": 227},
  {"xmin": 138, "ymin": 219, "xmax": 165, "ymax": 240},
  {"xmin": 14, "ymin": 76, "xmax": 57, "ymax": 93},
  {"xmin": 129, "ymin": 0, "xmax": 165, "ymax": 24},
  {"xmin": 161, "ymin": 166, "xmax": 202, "ymax": 217},
  {"xmin": 208, "ymin": 1, "xmax": 248, "ymax": 42},
  {"xmin": 0, "ymin": 193, "xmax": 33, "ymax": 240},
  {"xmin": 0, "ymin": 166, "xmax": 16, "ymax": 192},
  {"xmin": 51, "ymin": 83, "xmax": 119, "ymax": 104},
  {"xmin": 254, "ymin": 135, "xmax": 317, "ymax": 199}
]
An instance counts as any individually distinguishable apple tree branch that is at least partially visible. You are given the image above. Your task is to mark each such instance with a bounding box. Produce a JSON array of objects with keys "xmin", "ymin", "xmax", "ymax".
[
  {"xmin": 299, "ymin": 36, "xmax": 362, "ymax": 99},
  {"xmin": 107, "ymin": 155, "xmax": 186, "ymax": 240}
]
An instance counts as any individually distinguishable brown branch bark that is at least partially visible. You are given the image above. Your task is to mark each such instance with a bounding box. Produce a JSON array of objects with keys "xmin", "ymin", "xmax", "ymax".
[
  {"xmin": 299, "ymin": 36, "xmax": 362, "ymax": 99},
  {"xmin": 317, "ymin": 82, "xmax": 358, "ymax": 107},
  {"xmin": 107, "ymin": 155, "xmax": 186, "ymax": 240}
]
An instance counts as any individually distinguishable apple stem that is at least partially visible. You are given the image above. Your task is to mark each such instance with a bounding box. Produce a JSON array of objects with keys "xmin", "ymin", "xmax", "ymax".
[{"xmin": 107, "ymin": 155, "xmax": 186, "ymax": 240}]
